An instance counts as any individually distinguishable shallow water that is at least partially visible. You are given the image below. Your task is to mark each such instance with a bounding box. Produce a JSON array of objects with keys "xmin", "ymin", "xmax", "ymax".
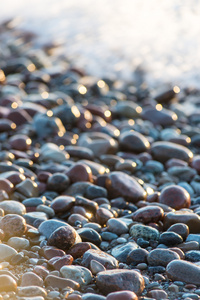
[{"xmin": 1, "ymin": 0, "xmax": 200, "ymax": 87}]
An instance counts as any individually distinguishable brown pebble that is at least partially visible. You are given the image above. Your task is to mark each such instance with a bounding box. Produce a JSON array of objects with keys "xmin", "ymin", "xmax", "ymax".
[
  {"xmin": 0, "ymin": 214, "xmax": 26, "ymax": 238},
  {"xmin": 44, "ymin": 274, "xmax": 80, "ymax": 290},
  {"xmin": 148, "ymin": 289, "xmax": 168, "ymax": 299},
  {"xmin": 48, "ymin": 254, "xmax": 73, "ymax": 270},
  {"xmin": 159, "ymin": 185, "xmax": 191, "ymax": 210},
  {"xmin": 132, "ymin": 205, "xmax": 164, "ymax": 224},
  {"xmin": 67, "ymin": 242, "xmax": 91, "ymax": 259},
  {"xmin": 106, "ymin": 290, "xmax": 138, "ymax": 300}
]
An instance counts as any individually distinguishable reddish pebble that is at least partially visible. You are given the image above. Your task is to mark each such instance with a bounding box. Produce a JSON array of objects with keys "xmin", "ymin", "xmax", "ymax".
[
  {"xmin": 9, "ymin": 134, "xmax": 32, "ymax": 151},
  {"xmin": 0, "ymin": 214, "xmax": 26, "ymax": 238},
  {"xmin": 0, "ymin": 178, "xmax": 14, "ymax": 194},
  {"xmin": 50, "ymin": 196, "xmax": 75, "ymax": 213},
  {"xmin": 40, "ymin": 246, "xmax": 66, "ymax": 259},
  {"xmin": 96, "ymin": 207, "xmax": 114, "ymax": 226},
  {"xmin": 7, "ymin": 109, "xmax": 32, "ymax": 126},
  {"xmin": 106, "ymin": 290, "xmax": 138, "ymax": 300},
  {"xmin": 159, "ymin": 185, "xmax": 191, "ymax": 210},
  {"xmin": 67, "ymin": 163, "xmax": 93, "ymax": 183},
  {"xmin": 67, "ymin": 242, "xmax": 91, "ymax": 259},
  {"xmin": 132, "ymin": 206, "xmax": 164, "ymax": 224},
  {"xmin": 191, "ymin": 155, "xmax": 200, "ymax": 174},
  {"xmin": 148, "ymin": 289, "xmax": 168, "ymax": 299},
  {"xmin": 48, "ymin": 254, "xmax": 73, "ymax": 270}
]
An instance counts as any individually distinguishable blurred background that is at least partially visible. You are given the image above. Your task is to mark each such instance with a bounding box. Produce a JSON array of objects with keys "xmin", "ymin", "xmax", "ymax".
[{"xmin": 1, "ymin": 0, "xmax": 200, "ymax": 88}]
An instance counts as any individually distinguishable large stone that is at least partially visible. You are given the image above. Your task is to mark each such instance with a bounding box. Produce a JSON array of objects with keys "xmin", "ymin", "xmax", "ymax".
[
  {"xmin": 0, "ymin": 275, "xmax": 17, "ymax": 292},
  {"xmin": 166, "ymin": 260, "xmax": 200, "ymax": 284},
  {"xmin": 96, "ymin": 269, "xmax": 145, "ymax": 295},
  {"xmin": 151, "ymin": 141, "xmax": 193, "ymax": 163},
  {"xmin": 163, "ymin": 211, "xmax": 200, "ymax": 233},
  {"xmin": 105, "ymin": 172, "xmax": 146, "ymax": 203},
  {"xmin": 159, "ymin": 185, "xmax": 191, "ymax": 210},
  {"xmin": 38, "ymin": 219, "xmax": 68, "ymax": 239},
  {"xmin": 119, "ymin": 131, "xmax": 150, "ymax": 153}
]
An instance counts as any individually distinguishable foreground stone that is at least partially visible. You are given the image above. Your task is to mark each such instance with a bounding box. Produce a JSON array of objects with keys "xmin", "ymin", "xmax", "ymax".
[
  {"xmin": 96, "ymin": 269, "xmax": 145, "ymax": 295},
  {"xmin": 166, "ymin": 259, "xmax": 200, "ymax": 284}
]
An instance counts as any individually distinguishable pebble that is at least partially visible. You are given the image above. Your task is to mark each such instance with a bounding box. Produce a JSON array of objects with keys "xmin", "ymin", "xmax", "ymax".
[
  {"xmin": 163, "ymin": 211, "xmax": 200, "ymax": 233},
  {"xmin": 96, "ymin": 269, "xmax": 145, "ymax": 295},
  {"xmin": 76, "ymin": 228, "xmax": 102, "ymax": 246},
  {"xmin": 119, "ymin": 130, "xmax": 150, "ymax": 153},
  {"xmin": 127, "ymin": 248, "xmax": 149, "ymax": 265},
  {"xmin": 106, "ymin": 290, "xmax": 138, "ymax": 300},
  {"xmin": 166, "ymin": 260, "xmax": 200, "ymax": 284},
  {"xmin": 60, "ymin": 265, "xmax": 92, "ymax": 286},
  {"xmin": 47, "ymin": 225, "xmax": 81, "ymax": 251},
  {"xmin": 90, "ymin": 259, "xmax": 106, "ymax": 275},
  {"xmin": 130, "ymin": 224, "xmax": 160, "ymax": 241},
  {"xmin": 0, "ymin": 200, "xmax": 26, "ymax": 215},
  {"xmin": 159, "ymin": 231, "xmax": 183, "ymax": 246},
  {"xmin": 0, "ymin": 214, "xmax": 26, "ymax": 238},
  {"xmin": 167, "ymin": 223, "xmax": 189, "ymax": 241},
  {"xmin": 111, "ymin": 242, "xmax": 139, "ymax": 263},
  {"xmin": 106, "ymin": 218, "xmax": 128, "ymax": 235},
  {"xmin": 7, "ymin": 237, "xmax": 30, "ymax": 250},
  {"xmin": 132, "ymin": 205, "xmax": 164, "ymax": 224},
  {"xmin": 38, "ymin": 219, "xmax": 68, "ymax": 239},
  {"xmin": 81, "ymin": 249, "xmax": 119, "ymax": 269},
  {"xmin": 18, "ymin": 286, "xmax": 47, "ymax": 297},
  {"xmin": 105, "ymin": 171, "xmax": 147, "ymax": 203},
  {"xmin": 147, "ymin": 289, "xmax": 168, "ymax": 299},
  {"xmin": 44, "ymin": 274, "xmax": 80, "ymax": 290},
  {"xmin": 147, "ymin": 248, "xmax": 180, "ymax": 266},
  {"xmin": 159, "ymin": 185, "xmax": 191, "ymax": 210},
  {"xmin": 0, "ymin": 274, "xmax": 17, "ymax": 292},
  {"xmin": 20, "ymin": 271, "xmax": 43, "ymax": 287}
]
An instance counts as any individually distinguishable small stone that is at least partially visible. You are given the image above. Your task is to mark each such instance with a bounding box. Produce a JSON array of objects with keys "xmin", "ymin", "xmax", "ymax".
[
  {"xmin": 119, "ymin": 131, "xmax": 150, "ymax": 153},
  {"xmin": 106, "ymin": 218, "xmax": 129, "ymax": 235},
  {"xmin": 159, "ymin": 232, "xmax": 183, "ymax": 246},
  {"xmin": 132, "ymin": 206, "xmax": 164, "ymax": 224},
  {"xmin": 111, "ymin": 242, "xmax": 139, "ymax": 263},
  {"xmin": 0, "ymin": 200, "xmax": 26, "ymax": 215},
  {"xmin": 147, "ymin": 289, "xmax": 168, "ymax": 299},
  {"xmin": 48, "ymin": 254, "xmax": 73, "ymax": 270},
  {"xmin": 96, "ymin": 269, "xmax": 145, "ymax": 295},
  {"xmin": 96, "ymin": 207, "xmax": 114, "ymax": 226},
  {"xmin": 60, "ymin": 265, "xmax": 92, "ymax": 286},
  {"xmin": 77, "ymin": 228, "xmax": 101, "ymax": 246},
  {"xmin": 106, "ymin": 290, "xmax": 138, "ymax": 300},
  {"xmin": 15, "ymin": 178, "xmax": 39, "ymax": 198},
  {"xmin": 163, "ymin": 211, "xmax": 200, "ymax": 233},
  {"xmin": 127, "ymin": 248, "xmax": 149, "ymax": 265},
  {"xmin": 47, "ymin": 173, "xmax": 70, "ymax": 193},
  {"xmin": 167, "ymin": 223, "xmax": 189, "ymax": 241},
  {"xmin": 21, "ymin": 272, "xmax": 43, "ymax": 287},
  {"xmin": 67, "ymin": 163, "xmax": 93, "ymax": 183},
  {"xmin": 50, "ymin": 196, "xmax": 75, "ymax": 214},
  {"xmin": 38, "ymin": 219, "xmax": 68, "ymax": 239},
  {"xmin": 90, "ymin": 259, "xmax": 106, "ymax": 275},
  {"xmin": 81, "ymin": 249, "xmax": 118, "ymax": 270},
  {"xmin": 67, "ymin": 242, "xmax": 91, "ymax": 259}
]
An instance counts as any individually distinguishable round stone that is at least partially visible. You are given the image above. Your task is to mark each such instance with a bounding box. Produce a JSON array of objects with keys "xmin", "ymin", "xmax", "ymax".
[
  {"xmin": 0, "ymin": 275, "xmax": 17, "ymax": 292},
  {"xmin": 96, "ymin": 269, "xmax": 145, "ymax": 295},
  {"xmin": 50, "ymin": 196, "xmax": 75, "ymax": 213},
  {"xmin": 106, "ymin": 218, "xmax": 128, "ymax": 235},
  {"xmin": 127, "ymin": 248, "xmax": 149, "ymax": 265},
  {"xmin": 77, "ymin": 228, "xmax": 101, "ymax": 246},
  {"xmin": 38, "ymin": 219, "xmax": 69, "ymax": 239},
  {"xmin": 147, "ymin": 249, "xmax": 180, "ymax": 267},
  {"xmin": 163, "ymin": 211, "xmax": 200, "ymax": 233},
  {"xmin": 67, "ymin": 242, "xmax": 91, "ymax": 259},
  {"xmin": 0, "ymin": 244, "xmax": 17, "ymax": 262},
  {"xmin": 67, "ymin": 163, "xmax": 93, "ymax": 183},
  {"xmin": 7, "ymin": 237, "xmax": 30, "ymax": 250},
  {"xmin": 9, "ymin": 134, "xmax": 32, "ymax": 151},
  {"xmin": 0, "ymin": 214, "xmax": 26, "ymax": 238},
  {"xmin": 159, "ymin": 185, "xmax": 191, "ymax": 210},
  {"xmin": 96, "ymin": 207, "xmax": 114, "ymax": 226},
  {"xmin": 47, "ymin": 173, "xmax": 70, "ymax": 192},
  {"xmin": 119, "ymin": 131, "xmax": 150, "ymax": 153},
  {"xmin": 167, "ymin": 223, "xmax": 189, "ymax": 241},
  {"xmin": 47, "ymin": 225, "xmax": 81, "ymax": 251},
  {"xmin": 18, "ymin": 286, "xmax": 47, "ymax": 297},
  {"xmin": 111, "ymin": 242, "xmax": 139, "ymax": 263},
  {"xmin": 20, "ymin": 271, "xmax": 43, "ymax": 287}
]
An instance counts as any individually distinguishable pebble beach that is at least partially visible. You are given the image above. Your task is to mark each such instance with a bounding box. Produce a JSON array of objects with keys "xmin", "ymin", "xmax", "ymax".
[{"xmin": 1, "ymin": 5, "xmax": 200, "ymax": 300}]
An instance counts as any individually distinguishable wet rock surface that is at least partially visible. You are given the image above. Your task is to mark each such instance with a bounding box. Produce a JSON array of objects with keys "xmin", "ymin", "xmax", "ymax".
[{"xmin": 1, "ymin": 20, "xmax": 200, "ymax": 300}]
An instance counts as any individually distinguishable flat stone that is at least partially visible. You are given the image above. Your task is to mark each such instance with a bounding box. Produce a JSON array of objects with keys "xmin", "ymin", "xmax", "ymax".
[
  {"xmin": 81, "ymin": 249, "xmax": 118, "ymax": 269},
  {"xmin": 96, "ymin": 269, "xmax": 145, "ymax": 295},
  {"xmin": 44, "ymin": 274, "xmax": 80, "ymax": 290},
  {"xmin": 106, "ymin": 290, "xmax": 138, "ymax": 300},
  {"xmin": 163, "ymin": 211, "xmax": 200, "ymax": 233},
  {"xmin": 60, "ymin": 265, "xmax": 92, "ymax": 286},
  {"xmin": 15, "ymin": 178, "xmax": 39, "ymax": 198},
  {"xmin": 130, "ymin": 224, "xmax": 160, "ymax": 241},
  {"xmin": 119, "ymin": 131, "xmax": 150, "ymax": 153},
  {"xmin": 166, "ymin": 260, "xmax": 200, "ymax": 285},
  {"xmin": 0, "ymin": 200, "xmax": 26, "ymax": 215},
  {"xmin": 147, "ymin": 249, "xmax": 180, "ymax": 267},
  {"xmin": 90, "ymin": 259, "xmax": 106, "ymax": 275},
  {"xmin": 50, "ymin": 196, "xmax": 75, "ymax": 213},
  {"xmin": 107, "ymin": 218, "xmax": 129, "ymax": 235},
  {"xmin": 18, "ymin": 286, "xmax": 47, "ymax": 297},
  {"xmin": 151, "ymin": 141, "xmax": 193, "ymax": 163},
  {"xmin": 105, "ymin": 171, "xmax": 147, "ymax": 203},
  {"xmin": 7, "ymin": 237, "xmax": 30, "ymax": 250},
  {"xmin": 20, "ymin": 272, "xmax": 43, "ymax": 287},
  {"xmin": 77, "ymin": 228, "xmax": 102, "ymax": 246},
  {"xmin": 48, "ymin": 254, "xmax": 73, "ymax": 270}
]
